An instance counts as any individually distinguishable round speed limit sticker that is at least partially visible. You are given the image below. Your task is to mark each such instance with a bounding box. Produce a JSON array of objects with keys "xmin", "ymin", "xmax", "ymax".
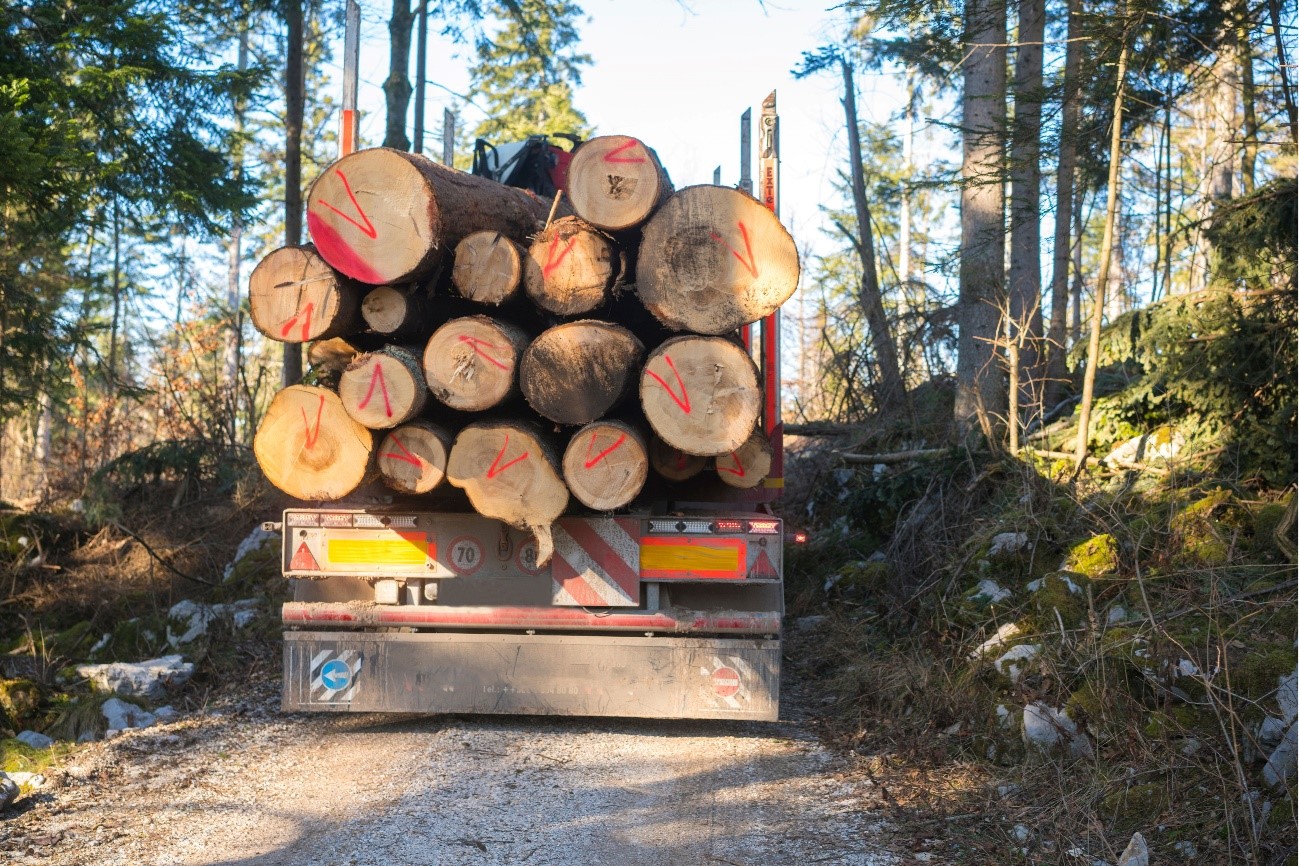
[
  {"xmin": 516, "ymin": 539, "xmax": 546, "ymax": 575},
  {"xmin": 447, "ymin": 536, "xmax": 484, "ymax": 575}
]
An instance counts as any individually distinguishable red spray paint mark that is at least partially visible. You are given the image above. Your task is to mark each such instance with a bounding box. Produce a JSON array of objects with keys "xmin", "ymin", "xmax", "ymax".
[
  {"xmin": 307, "ymin": 210, "xmax": 386, "ymax": 284},
  {"xmin": 300, "ymin": 394, "xmax": 325, "ymax": 449},
  {"xmin": 709, "ymin": 221, "xmax": 760, "ymax": 278},
  {"xmin": 383, "ymin": 434, "xmax": 422, "ymax": 468},
  {"xmin": 314, "ymin": 169, "xmax": 377, "ymax": 238},
  {"xmin": 602, "ymin": 140, "xmax": 646, "ymax": 164},
  {"xmin": 356, "ymin": 362, "xmax": 393, "ymax": 417},
  {"xmin": 583, "ymin": 432, "xmax": 628, "ymax": 469},
  {"xmin": 718, "ymin": 450, "xmax": 747, "ymax": 477},
  {"xmin": 486, "ymin": 434, "xmax": 529, "ymax": 479},
  {"xmin": 645, "ymin": 355, "xmax": 691, "ymax": 414},
  {"xmin": 279, "ymin": 302, "xmax": 314, "ymax": 341},
  {"xmin": 675, "ymin": 451, "xmax": 689, "ymax": 470},
  {"xmin": 542, "ymin": 235, "xmax": 578, "ymax": 279},
  {"xmin": 456, "ymin": 335, "xmax": 509, "ymax": 371}
]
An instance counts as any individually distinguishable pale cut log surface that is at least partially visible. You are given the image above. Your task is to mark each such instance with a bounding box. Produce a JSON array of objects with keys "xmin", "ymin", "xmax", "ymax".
[
  {"xmin": 523, "ymin": 216, "xmax": 618, "ymax": 316},
  {"xmin": 715, "ymin": 430, "xmax": 773, "ymax": 489},
  {"xmin": 638, "ymin": 185, "xmax": 800, "ymax": 334},
  {"xmin": 566, "ymin": 135, "xmax": 672, "ymax": 231},
  {"xmin": 249, "ymin": 245, "xmax": 360, "ymax": 343},
  {"xmin": 520, "ymin": 321, "xmax": 645, "ymax": 426},
  {"xmin": 306, "ymin": 147, "xmax": 550, "ymax": 285},
  {"xmin": 361, "ymin": 285, "xmax": 429, "ymax": 335},
  {"xmin": 452, "ymin": 231, "xmax": 525, "ymax": 305},
  {"xmin": 640, "ymin": 335, "xmax": 761, "ymax": 456},
  {"xmin": 338, "ymin": 346, "xmax": 428, "ymax": 429},
  {"xmin": 423, "ymin": 316, "xmax": 528, "ymax": 411},
  {"xmin": 253, "ymin": 385, "xmax": 372, "ymax": 501},
  {"xmin": 648, "ymin": 435, "xmax": 707, "ymax": 482},
  {"xmin": 447, "ymin": 422, "xmax": 569, "ymax": 566},
  {"xmin": 562, "ymin": 420, "xmax": 648, "ymax": 511},
  {"xmin": 307, "ymin": 338, "xmax": 362, "ymax": 373},
  {"xmin": 377, "ymin": 420, "xmax": 452, "ymax": 494}
]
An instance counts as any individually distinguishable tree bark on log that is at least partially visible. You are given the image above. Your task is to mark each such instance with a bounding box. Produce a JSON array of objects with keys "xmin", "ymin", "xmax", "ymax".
[
  {"xmin": 307, "ymin": 337, "xmax": 362, "ymax": 373},
  {"xmin": 253, "ymin": 385, "xmax": 373, "ymax": 500},
  {"xmin": 452, "ymin": 231, "xmax": 525, "ymax": 305},
  {"xmin": 338, "ymin": 345, "xmax": 428, "ymax": 429},
  {"xmin": 638, "ymin": 185, "xmax": 799, "ymax": 334},
  {"xmin": 565, "ymin": 135, "xmax": 672, "ymax": 231},
  {"xmin": 648, "ymin": 435, "xmax": 707, "ymax": 481},
  {"xmin": 306, "ymin": 147, "xmax": 551, "ymax": 285},
  {"xmin": 423, "ymin": 316, "xmax": 529, "ymax": 411},
  {"xmin": 639, "ymin": 335, "xmax": 761, "ymax": 456},
  {"xmin": 446, "ymin": 421, "xmax": 569, "ymax": 566},
  {"xmin": 523, "ymin": 216, "xmax": 620, "ymax": 316},
  {"xmin": 376, "ymin": 420, "xmax": 452, "ymax": 494},
  {"xmin": 562, "ymin": 420, "xmax": 648, "ymax": 510},
  {"xmin": 520, "ymin": 321, "xmax": 644, "ymax": 425},
  {"xmin": 249, "ymin": 245, "xmax": 360, "ymax": 343},
  {"xmin": 715, "ymin": 430, "xmax": 773, "ymax": 489},
  {"xmin": 361, "ymin": 284, "xmax": 433, "ymax": 336}
]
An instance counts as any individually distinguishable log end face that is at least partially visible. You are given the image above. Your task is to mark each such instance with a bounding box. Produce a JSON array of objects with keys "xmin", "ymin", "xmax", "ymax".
[
  {"xmin": 567, "ymin": 135, "xmax": 667, "ymax": 231},
  {"xmin": 253, "ymin": 385, "xmax": 373, "ymax": 500}
]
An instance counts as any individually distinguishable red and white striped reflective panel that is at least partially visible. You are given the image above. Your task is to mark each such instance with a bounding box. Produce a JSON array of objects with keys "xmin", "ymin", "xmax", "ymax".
[{"xmin": 551, "ymin": 518, "xmax": 641, "ymax": 607}]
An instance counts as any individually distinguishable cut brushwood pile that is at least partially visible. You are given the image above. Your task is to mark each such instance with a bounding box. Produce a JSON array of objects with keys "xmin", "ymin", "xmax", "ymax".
[{"xmin": 251, "ymin": 136, "xmax": 800, "ymax": 564}]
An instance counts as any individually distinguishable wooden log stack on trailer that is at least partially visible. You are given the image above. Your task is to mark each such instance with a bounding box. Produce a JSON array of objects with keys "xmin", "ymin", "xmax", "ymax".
[{"xmin": 249, "ymin": 135, "xmax": 800, "ymax": 565}]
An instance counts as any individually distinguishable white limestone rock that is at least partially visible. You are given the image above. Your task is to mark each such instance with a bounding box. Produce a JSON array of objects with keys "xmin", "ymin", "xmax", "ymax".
[
  {"xmin": 994, "ymin": 644, "xmax": 1042, "ymax": 683},
  {"xmin": 1022, "ymin": 702, "xmax": 1092, "ymax": 757},
  {"xmin": 222, "ymin": 525, "xmax": 278, "ymax": 582},
  {"xmin": 100, "ymin": 697, "xmax": 156, "ymax": 732},
  {"xmin": 76, "ymin": 655, "xmax": 194, "ymax": 700},
  {"xmin": 15, "ymin": 730, "xmax": 53, "ymax": 749},
  {"xmin": 971, "ymin": 579, "xmax": 1012, "ymax": 605},
  {"xmin": 989, "ymin": 532, "xmax": 1031, "ymax": 557},
  {"xmin": 970, "ymin": 622, "xmax": 1023, "ymax": 659},
  {"xmin": 1116, "ymin": 832, "xmax": 1149, "ymax": 866}
]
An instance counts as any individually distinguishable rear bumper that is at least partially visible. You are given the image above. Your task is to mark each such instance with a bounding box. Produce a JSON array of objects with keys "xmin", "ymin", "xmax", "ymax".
[{"xmin": 282, "ymin": 630, "xmax": 780, "ymax": 721}]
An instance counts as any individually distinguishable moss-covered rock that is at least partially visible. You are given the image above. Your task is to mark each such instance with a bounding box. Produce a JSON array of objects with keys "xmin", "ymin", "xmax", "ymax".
[
  {"xmin": 1102, "ymin": 782, "xmax": 1171, "ymax": 830},
  {"xmin": 1170, "ymin": 489, "xmax": 1250, "ymax": 567},
  {"xmin": 46, "ymin": 620, "xmax": 96, "ymax": 658},
  {"xmin": 1029, "ymin": 572, "xmax": 1087, "ymax": 630},
  {"xmin": 89, "ymin": 614, "xmax": 168, "ymax": 662},
  {"xmin": 832, "ymin": 559, "xmax": 896, "ymax": 595},
  {"xmin": 0, "ymin": 679, "xmax": 41, "ymax": 730},
  {"xmin": 1064, "ymin": 534, "xmax": 1120, "ymax": 578},
  {"xmin": 1232, "ymin": 647, "xmax": 1295, "ymax": 703}
]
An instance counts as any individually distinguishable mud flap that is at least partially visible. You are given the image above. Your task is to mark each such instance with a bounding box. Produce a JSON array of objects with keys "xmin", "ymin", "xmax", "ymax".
[{"xmin": 282, "ymin": 631, "xmax": 780, "ymax": 721}]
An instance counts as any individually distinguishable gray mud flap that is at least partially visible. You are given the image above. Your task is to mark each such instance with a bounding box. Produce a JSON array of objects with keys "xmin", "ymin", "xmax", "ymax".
[{"xmin": 283, "ymin": 631, "xmax": 779, "ymax": 721}]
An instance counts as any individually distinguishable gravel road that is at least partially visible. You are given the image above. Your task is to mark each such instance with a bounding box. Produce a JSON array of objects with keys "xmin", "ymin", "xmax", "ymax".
[{"xmin": 2, "ymin": 680, "xmax": 899, "ymax": 866}]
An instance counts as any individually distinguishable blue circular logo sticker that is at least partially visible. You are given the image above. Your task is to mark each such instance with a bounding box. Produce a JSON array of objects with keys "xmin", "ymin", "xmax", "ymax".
[{"xmin": 320, "ymin": 659, "xmax": 352, "ymax": 690}]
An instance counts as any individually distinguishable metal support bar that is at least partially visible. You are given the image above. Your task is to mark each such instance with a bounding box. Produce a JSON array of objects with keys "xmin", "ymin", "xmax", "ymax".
[{"xmin": 340, "ymin": 0, "xmax": 360, "ymax": 156}]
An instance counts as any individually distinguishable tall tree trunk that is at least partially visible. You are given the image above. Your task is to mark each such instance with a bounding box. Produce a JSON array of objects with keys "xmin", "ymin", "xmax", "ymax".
[
  {"xmin": 383, "ymin": 0, "xmax": 415, "ymax": 150},
  {"xmin": 840, "ymin": 59, "xmax": 905, "ymax": 411},
  {"xmin": 1074, "ymin": 20, "xmax": 1131, "ymax": 467},
  {"xmin": 224, "ymin": 19, "xmax": 250, "ymax": 440},
  {"xmin": 1070, "ymin": 194, "xmax": 1084, "ymax": 342},
  {"xmin": 412, "ymin": 0, "xmax": 428, "ymax": 153},
  {"xmin": 1045, "ymin": 0, "xmax": 1080, "ymax": 406},
  {"xmin": 1191, "ymin": 12, "xmax": 1241, "ymax": 293},
  {"xmin": 900, "ymin": 68, "xmax": 916, "ymax": 295},
  {"xmin": 283, "ymin": 0, "xmax": 305, "ymax": 386},
  {"xmin": 1009, "ymin": 0, "xmax": 1046, "ymax": 424},
  {"xmin": 954, "ymin": 0, "xmax": 1008, "ymax": 437},
  {"xmin": 1238, "ymin": 2, "xmax": 1257, "ymax": 193},
  {"xmin": 1266, "ymin": 0, "xmax": 1298, "ymax": 140}
]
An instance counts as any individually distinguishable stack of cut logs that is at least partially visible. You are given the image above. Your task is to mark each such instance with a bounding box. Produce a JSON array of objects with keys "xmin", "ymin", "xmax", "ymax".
[{"xmin": 250, "ymin": 137, "xmax": 799, "ymax": 564}]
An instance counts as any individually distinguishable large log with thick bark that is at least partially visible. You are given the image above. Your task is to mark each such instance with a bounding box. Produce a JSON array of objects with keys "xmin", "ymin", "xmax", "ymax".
[
  {"xmin": 566, "ymin": 135, "xmax": 672, "ymax": 231},
  {"xmin": 714, "ymin": 430, "xmax": 773, "ymax": 489},
  {"xmin": 376, "ymin": 420, "xmax": 452, "ymax": 495},
  {"xmin": 253, "ymin": 385, "xmax": 372, "ymax": 500},
  {"xmin": 639, "ymin": 335, "xmax": 761, "ymax": 456},
  {"xmin": 446, "ymin": 422, "xmax": 569, "ymax": 566},
  {"xmin": 637, "ymin": 185, "xmax": 800, "ymax": 334},
  {"xmin": 249, "ymin": 246, "xmax": 361, "ymax": 343},
  {"xmin": 562, "ymin": 420, "xmax": 648, "ymax": 511},
  {"xmin": 423, "ymin": 316, "xmax": 529, "ymax": 411},
  {"xmin": 338, "ymin": 346, "xmax": 428, "ymax": 429},
  {"xmin": 519, "ymin": 321, "xmax": 644, "ymax": 426},
  {"xmin": 523, "ymin": 216, "xmax": 620, "ymax": 316},
  {"xmin": 452, "ymin": 231, "xmax": 526, "ymax": 305},
  {"xmin": 305, "ymin": 147, "xmax": 551, "ymax": 285}
]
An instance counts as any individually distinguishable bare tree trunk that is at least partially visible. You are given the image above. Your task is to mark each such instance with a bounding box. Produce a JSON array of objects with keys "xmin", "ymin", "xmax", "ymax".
[
  {"xmin": 954, "ymin": 0, "xmax": 1008, "ymax": 437},
  {"xmin": 899, "ymin": 68, "xmax": 916, "ymax": 294},
  {"xmin": 224, "ymin": 20, "xmax": 250, "ymax": 439},
  {"xmin": 840, "ymin": 59, "xmax": 905, "ymax": 411},
  {"xmin": 383, "ymin": 0, "xmax": 414, "ymax": 150},
  {"xmin": 1190, "ymin": 11, "xmax": 1241, "ymax": 293},
  {"xmin": 1238, "ymin": 2, "xmax": 1257, "ymax": 193},
  {"xmin": 283, "ymin": 0, "xmax": 305, "ymax": 386},
  {"xmin": 1070, "ymin": 194, "xmax": 1084, "ymax": 342},
  {"xmin": 1045, "ymin": 0, "xmax": 1080, "ymax": 407},
  {"xmin": 412, "ymin": 0, "xmax": 428, "ymax": 153},
  {"xmin": 1266, "ymin": 0, "xmax": 1298, "ymax": 140}
]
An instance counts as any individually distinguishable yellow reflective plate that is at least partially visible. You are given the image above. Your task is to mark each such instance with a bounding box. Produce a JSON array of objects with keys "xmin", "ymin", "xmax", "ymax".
[{"xmin": 327, "ymin": 532, "xmax": 430, "ymax": 566}]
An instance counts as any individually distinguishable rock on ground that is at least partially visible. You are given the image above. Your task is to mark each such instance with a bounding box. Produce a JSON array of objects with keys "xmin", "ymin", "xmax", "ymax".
[{"xmin": 75, "ymin": 655, "xmax": 194, "ymax": 701}]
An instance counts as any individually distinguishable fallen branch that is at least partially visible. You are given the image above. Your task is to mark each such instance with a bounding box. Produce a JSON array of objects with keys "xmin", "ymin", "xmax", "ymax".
[
  {"xmin": 785, "ymin": 422, "xmax": 869, "ymax": 437},
  {"xmin": 110, "ymin": 522, "xmax": 217, "ymax": 587},
  {"xmin": 838, "ymin": 448, "xmax": 949, "ymax": 465}
]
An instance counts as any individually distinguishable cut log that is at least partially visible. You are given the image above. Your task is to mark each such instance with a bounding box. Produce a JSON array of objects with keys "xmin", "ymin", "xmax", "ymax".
[
  {"xmin": 648, "ymin": 435, "xmax": 707, "ymax": 482},
  {"xmin": 562, "ymin": 420, "xmax": 648, "ymax": 511},
  {"xmin": 639, "ymin": 335, "xmax": 761, "ymax": 456},
  {"xmin": 253, "ymin": 385, "xmax": 372, "ymax": 500},
  {"xmin": 520, "ymin": 321, "xmax": 645, "ymax": 426},
  {"xmin": 446, "ymin": 422, "xmax": 569, "ymax": 566},
  {"xmin": 423, "ymin": 316, "xmax": 529, "ymax": 411},
  {"xmin": 338, "ymin": 345, "xmax": 428, "ymax": 429},
  {"xmin": 360, "ymin": 285, "xmax": 432, "ymax": 336},
  {"xmin": 714, "ymin": 430, "xmax": 773, "ymax": 489},
  {"xmin": 306, "ymin": 147, "xmax": 551, "ymax": 285},
  {"xmin": 637, "ymin": 185, "xmax": 800, "ymax": 334},
  {"xmin": 565, "ymin": 135, "xmax": 672, "ymax": 231},
  {"xmin": 376, "ymin": 420, "xmax": 452, "ymax": 495},
  {"xmin": 248, "ymin": 245, "xmax": 361, "ymax": 343},
  {"xmin": 523, "ymin": 216, "xmax": 619, "ymax": 316},
  {"xmin": 452, "ymin": 231, "xmax": 525, "ymax": 305},
  {"xmin": 307, "ymin": 337, "xmax": 363, "ymax": 373}
]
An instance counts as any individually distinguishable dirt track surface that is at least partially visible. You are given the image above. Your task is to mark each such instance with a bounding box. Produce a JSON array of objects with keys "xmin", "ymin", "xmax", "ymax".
[{"xmin": 1, "ymin": 683, "xmax": 899, "ymax": 866}]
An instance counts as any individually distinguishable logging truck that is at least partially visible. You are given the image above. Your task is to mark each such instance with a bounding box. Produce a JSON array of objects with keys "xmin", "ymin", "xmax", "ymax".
[{"xmin": 258, "ymin": 97, "xmax": 792, "ymax": 721}]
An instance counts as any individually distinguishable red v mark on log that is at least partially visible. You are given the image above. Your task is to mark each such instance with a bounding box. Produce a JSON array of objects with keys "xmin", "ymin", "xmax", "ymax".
[
  {"xmin": 383, "ymin": 434, "xmax": 422, "ymax": 468},
  {"xmin": 542, "ymin": 236, "xmax": 578, "ymax": 278},
  {"xmin": 602, "ymin": 140, "xmax": 646, "ymax": 164},
  {"xmin": 357, "ymin": 362, "xmax": 393, "ymax": 417},
  {"xmin": 709, "ymin": 221, "xmax": 759, "ymax": 278},
  {"xmin": 645, "ymin": 355, "xmax": 691, "ymax": 414},
  {"xmin": 279, "ymin": 302, "xmax": 314, "ymax": 341},
  {"xmin": 300, "ymin": 394, "xmax": 325, "ymax": 449},
  {"xmin": 718, "ymin": 450, "xmax": 747, "ymax": 477},
  {"xmin": 456, "ymin": 335, "xmax": 508, "ymax": 371},
  {"xmin": 486, "ymin": 434, "xmax": 529, "ymax": 479},
  {"xmin": 584, "ymin": 432, "xmax": 628, "ymax": 469},
  {"xmin": 315, "ymin": 169, "xmax": 378, "ymax": 239}
]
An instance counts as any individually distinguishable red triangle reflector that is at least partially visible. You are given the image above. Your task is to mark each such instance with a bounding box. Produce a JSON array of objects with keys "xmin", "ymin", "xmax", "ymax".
[
  {"xmin": 290, "ymin": 541, "xmax": 320, "ymax": 571},
  {"xmin": 747, "ymin": 549, "xmax": 778, "ymax": 580}
]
